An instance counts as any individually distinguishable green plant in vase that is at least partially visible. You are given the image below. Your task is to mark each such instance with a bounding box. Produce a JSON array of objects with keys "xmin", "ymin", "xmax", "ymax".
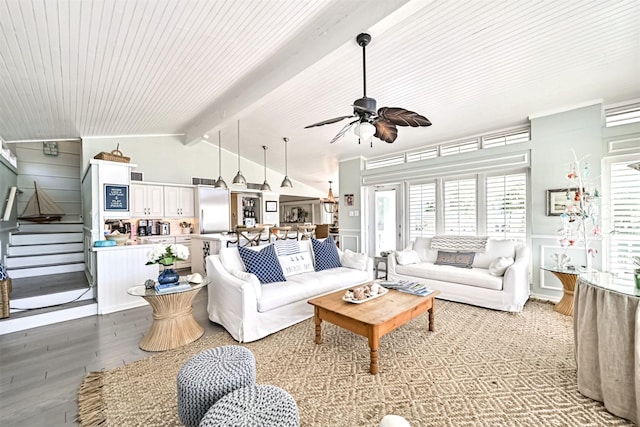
[
  {"xmin": 633, "ymin": 256, "xmax": 640, "ymax": 289},
  {"xmin": 146, "ymin": 244, "xmax": 190, "ymax": 287}
]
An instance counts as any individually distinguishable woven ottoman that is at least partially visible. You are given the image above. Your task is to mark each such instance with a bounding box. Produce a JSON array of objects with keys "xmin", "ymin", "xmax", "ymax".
[
  {"xmin": 177, "ymin": 345, "xmax": 256, "ymax": 427},
  {"xmin": 199, "ymin": 384, "xmax": 300, "ymax": 427}
]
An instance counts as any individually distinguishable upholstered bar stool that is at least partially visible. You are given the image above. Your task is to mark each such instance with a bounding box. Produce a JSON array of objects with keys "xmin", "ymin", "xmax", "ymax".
[
  {"xmin": 177, "ymin": 346, "xmax": 256, "ymax": 427},
  {"xmin": 199, "ymin": 384, "xmax": 300, "ymax": 427}
]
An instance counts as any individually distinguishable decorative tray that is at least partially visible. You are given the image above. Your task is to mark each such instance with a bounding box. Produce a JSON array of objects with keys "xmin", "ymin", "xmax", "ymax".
[{"xmin": 342, "ymin": 286, "xmax": 388, "ymax": 304}]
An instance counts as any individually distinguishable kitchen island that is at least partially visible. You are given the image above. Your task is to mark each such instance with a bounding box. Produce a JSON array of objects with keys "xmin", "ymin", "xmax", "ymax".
[{"xmin": 190, "ymin": 233, "xmax": 237, "ymax": 276}]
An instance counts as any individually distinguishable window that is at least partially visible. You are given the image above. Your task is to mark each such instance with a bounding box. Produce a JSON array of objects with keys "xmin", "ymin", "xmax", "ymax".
[
  {"xmin": 609, "ymin": 160, "xmax": 640, "ymax": 286},
  {"xmin": 605, "ymin": 104, "xmax": 640, "ymax": 127},
  {"xmin": 407, "ymin": 147, "xmax": 438, "ymax": 162},
  {"xmin": 482, "ymin": 128, "xmax": 530, "ymax": 148},
  {"xmin": 409, "ymin": 182, "xmax": 436, "ymax": 241},
  {"xmin": 440, "ymin": 139, "xmax": 478, "ymax": 157},
  {"xmin": 444, "ymin": 178, "xmax": 476, "ymax": 235},
  {"xmin": 486, "ymin": 173, "xmax": 527, "ymax": 241},
  {"xmin": 366, "ymin": 154, "xmax": 405, "ymax": 170}
]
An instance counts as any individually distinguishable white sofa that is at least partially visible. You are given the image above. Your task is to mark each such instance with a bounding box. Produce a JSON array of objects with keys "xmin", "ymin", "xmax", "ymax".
[
  {"xmin": 387, "ymin": 237, "xmax": 530, "ymax": 312},
  {"xmin": 206, "ymin": 239, "xmax": 373, "ymax": 342}
]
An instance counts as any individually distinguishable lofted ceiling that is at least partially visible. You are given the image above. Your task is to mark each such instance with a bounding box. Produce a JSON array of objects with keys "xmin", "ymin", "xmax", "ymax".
[{"xmin": 1, "ymin": 0, "xmax": 639, "ymax": 193}]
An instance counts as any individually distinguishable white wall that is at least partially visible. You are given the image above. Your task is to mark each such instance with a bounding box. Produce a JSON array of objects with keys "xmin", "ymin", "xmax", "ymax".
[{"xmin": 81, "ymin": 135, "xmax": 323, "ymax": 198}]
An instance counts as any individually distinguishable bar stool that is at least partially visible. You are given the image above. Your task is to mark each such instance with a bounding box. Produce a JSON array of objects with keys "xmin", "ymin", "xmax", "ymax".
[
  {"xmin": 296, "ymin": 225, "xmax": 316, "ymax": 240},
  {"xmin": 270, "ymin": 226, "xmax": 292, "ymax": 242},
  {"xmin": 235, "ymin": 227, "xmax": 265, "ymax": 247}
]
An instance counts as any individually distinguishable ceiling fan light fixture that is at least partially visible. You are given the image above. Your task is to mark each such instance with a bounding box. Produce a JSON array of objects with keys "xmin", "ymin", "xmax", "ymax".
[
  {"xmin": 280, "ymin": 137, "xmax": 293, "ymax": 188},
  {"xmin": 233, "ymin": 120, "xmax": 247, "ymax": 186},
  {"xmin": 354, "ymin": 121, "xmax": 376, "ymax": 142},
  {"xmin": 214, "ymin": 130, "xmax": 228, "ymax": 189}
]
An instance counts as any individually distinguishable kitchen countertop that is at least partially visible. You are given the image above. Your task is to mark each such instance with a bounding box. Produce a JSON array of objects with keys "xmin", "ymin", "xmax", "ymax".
[{"xmin": 189, "ymin": 233, "xmax": 236, "ymax": 241}]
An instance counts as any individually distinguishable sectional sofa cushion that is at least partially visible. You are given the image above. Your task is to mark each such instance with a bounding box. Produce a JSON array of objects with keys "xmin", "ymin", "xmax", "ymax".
[
  {"xmin": 489, "ymin": 257, "xmax": 515, "ymax": 276},
  {"xmin": 340, "ymin": 249, "xmax": 368, "ymax": 271},
  {"xmin": 238, "ymin": 245, "xmax": 286, "ymax": 284},
  {"xmin": 395, "ymin": 262, "xmax": 503, "ymax": 291}
]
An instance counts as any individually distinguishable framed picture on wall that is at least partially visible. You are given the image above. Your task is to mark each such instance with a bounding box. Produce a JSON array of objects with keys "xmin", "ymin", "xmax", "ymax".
[
  {"xmin": 546, "ymin": 188, "xmax": 577, "ymax": 216},
  {"xmin": 265, "ymin": 200, "xmax": 277, "ymax": 212}
]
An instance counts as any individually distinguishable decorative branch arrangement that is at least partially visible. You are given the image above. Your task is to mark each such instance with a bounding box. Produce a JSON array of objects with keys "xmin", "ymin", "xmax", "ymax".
[{"xmin": 556, "ymin": 151, "xmax": 602, "ymax": 270}]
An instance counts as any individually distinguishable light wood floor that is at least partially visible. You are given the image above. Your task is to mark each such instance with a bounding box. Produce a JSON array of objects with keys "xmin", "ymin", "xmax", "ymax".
[{"xmin": 0, "ymin": 288, "xmax": 224, "ymax": 426}]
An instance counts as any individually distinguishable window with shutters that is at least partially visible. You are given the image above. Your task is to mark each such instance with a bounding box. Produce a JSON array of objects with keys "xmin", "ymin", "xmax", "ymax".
[
  {"xmin": 609, "ymin": 160, "xmax": 640, "ymax": 286},
  {"xmin": 486, "ymin": 173, "xmax": 527, "ymax": 241},
  {"xmin": 407, "ymin": 147, "xmax": 438, "ymax": 162},
  {"xmin": 444, "ymin": 178, "xmax": 476, "ymax": 235},
  {"xmin": 440, "ymin": 139, "xmax": 479, "ymax": 157},
  {"xmin": 482, "ymin": 128, "xmax": 530, "ymax": 148},
  {"xmin": 605, "ymin": 104, "xmax": 640, "ymax": 127},
  {"xmin": 365, "ymin": 154, "xmax": 405, "ymax": 170},
  {"xmin": 409, "ymin": 182, "xmax": 436, "ymax": 240}
]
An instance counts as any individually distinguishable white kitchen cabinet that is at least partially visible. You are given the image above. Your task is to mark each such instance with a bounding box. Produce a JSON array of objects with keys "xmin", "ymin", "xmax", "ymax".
[
  {"xmin": 164, "ymin": 186, "xmax": 195, "ymax": 218},
  {"xmin": 131, "ymin": 183, "xmax": 164, "ymax": 217}
]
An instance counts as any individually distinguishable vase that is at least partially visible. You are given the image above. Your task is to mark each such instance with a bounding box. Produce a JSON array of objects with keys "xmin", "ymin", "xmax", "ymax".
[{"xmin": 158, "ymin": 266, "xmax": 179, "ymax": 286}]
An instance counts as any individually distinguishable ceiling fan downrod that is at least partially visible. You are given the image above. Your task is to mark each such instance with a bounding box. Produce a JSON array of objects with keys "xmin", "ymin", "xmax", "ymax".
[{"xmin": 357, "ymin": 33, "xmax": 371, "ymax": 97}]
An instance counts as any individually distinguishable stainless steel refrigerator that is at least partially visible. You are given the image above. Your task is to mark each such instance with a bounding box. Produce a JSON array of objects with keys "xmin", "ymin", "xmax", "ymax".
[{"xmin": 195, "ymin": 186, "xmax": 231, "ymax": 233}]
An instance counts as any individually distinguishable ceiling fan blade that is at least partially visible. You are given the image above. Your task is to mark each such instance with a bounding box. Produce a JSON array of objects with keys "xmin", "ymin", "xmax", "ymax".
[
  {"xmin": 373, "ymin": 118, "xmax": 398, "ymax": 143},
  {"xmin": 329, "ymin": 120, "xmax": 358, "ymax": 144},
  {"xmin": 377, "ymin": 107, "xmax": 432, "ymax": 127},
  {"xmin": 304, "ymin": 115, "xmax": 355, "ymax": 129}
]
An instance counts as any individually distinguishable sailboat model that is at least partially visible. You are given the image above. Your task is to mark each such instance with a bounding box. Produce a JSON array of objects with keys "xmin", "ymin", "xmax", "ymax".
[{"xmin": 18, "ymin": 182, "xmax": 65, "ymax": 223}]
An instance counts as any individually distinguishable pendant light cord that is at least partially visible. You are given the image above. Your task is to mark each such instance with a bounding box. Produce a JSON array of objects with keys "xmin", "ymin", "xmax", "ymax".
[
  {"xmin": 237, "ymin": 120, "xmax": 241, "ymax": 170},
  {"xmin": 218, "ymin": 130, "xmax": 222, "ymax": 175},
  {"xmin": 284, "ymin": 137, "xmax": 288, "ymax": 176}
]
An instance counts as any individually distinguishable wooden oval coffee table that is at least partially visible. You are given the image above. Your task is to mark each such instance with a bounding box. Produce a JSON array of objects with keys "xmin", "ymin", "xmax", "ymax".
[
  {"xmin": 127, "ymin": 282, "xmax": 206, "ymax": 351},
  {"xmin": 308, "ymin": 286, "xmax": 440, "ymax": 374}
]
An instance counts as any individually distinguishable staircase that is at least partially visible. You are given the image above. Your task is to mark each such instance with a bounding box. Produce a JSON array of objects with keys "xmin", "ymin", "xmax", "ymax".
[{"xmin": 1, "ymin": 221, "xmax": 97, "ymax": 334}]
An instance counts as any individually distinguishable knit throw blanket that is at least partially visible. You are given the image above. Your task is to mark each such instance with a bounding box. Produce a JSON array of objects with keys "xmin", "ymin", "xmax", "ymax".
[{"xmin": 430, "ymin": 235, "xmax": 489, "ymax": 252}]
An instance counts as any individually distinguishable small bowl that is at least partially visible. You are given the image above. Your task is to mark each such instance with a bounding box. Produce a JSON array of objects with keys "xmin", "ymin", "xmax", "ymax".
[{"xmin": 105, "ymin": 233, "xmax": 131, "ymax": 246}]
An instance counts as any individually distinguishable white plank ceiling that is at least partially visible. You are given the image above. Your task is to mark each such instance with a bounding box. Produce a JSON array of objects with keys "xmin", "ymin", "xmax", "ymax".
[{"xmin": 1, "ymin": 0, "xmax": 639, "ymax": 190}]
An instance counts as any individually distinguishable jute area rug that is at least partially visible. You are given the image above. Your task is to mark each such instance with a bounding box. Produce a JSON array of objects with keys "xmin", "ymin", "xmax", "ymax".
[{"xmin": 77, "ymin": 300, "xmax": 633, "ymax": 426}]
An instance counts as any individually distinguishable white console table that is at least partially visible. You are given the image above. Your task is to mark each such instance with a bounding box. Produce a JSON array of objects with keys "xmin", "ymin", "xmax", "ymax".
[{"xmin": 574, "ymin": 272, "xmax": 639, "ymax": 424}]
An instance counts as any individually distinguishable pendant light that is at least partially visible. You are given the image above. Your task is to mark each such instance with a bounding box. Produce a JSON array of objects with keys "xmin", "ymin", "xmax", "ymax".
[
  {"xmin": 280, "ymin": 137, "xmax": 293, "ymax": 188},
  {"xmin": 260, "ymin": 145, "xmax": 271, "ymax": 192},
  {"xmin": 322, "ymin": 180, "xmax": 338, "ymax": 213},
  {"xmin": 232, "ymin": 120, "xmax": 246, "ymax": 185},
  {"xmin": 214, "ymin": 130, "xmax": 227, "ymax": 189}
]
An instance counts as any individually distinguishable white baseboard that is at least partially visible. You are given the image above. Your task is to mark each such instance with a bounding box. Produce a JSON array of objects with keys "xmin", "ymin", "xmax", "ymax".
[{"xmin": 0, "ymin": 303, "xmax": 98, "ymax": 335}]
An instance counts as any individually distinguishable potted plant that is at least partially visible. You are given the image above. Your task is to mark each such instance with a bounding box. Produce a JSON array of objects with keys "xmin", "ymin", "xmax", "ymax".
[
  {"xmin": 633, "ymin": 256, "xmax": 640, "ymax": 290},
  {"xmin": 180, "ymin": 221, "xmax": 192, "ymax": 234}
]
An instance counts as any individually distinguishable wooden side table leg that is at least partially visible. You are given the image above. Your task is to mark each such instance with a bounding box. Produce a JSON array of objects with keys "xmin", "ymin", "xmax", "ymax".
[
  {"xmin": 552, "ymin": 272, "xmax": 577, "ymax": 316},
  {"xmin": 314, "ymin": 308, "xmax": 322, "ymax": 344}
]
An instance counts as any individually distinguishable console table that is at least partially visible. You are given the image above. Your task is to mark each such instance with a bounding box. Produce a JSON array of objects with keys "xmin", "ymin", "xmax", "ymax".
[{"xmin": 574, "ymin": 272, "xmax": 639, "ymax": 424}]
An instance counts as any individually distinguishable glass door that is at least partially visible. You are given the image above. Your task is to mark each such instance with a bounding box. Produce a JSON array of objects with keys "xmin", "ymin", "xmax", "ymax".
[{"xmin": 371, "ymin": 185, "xmax": 402, "ymax": 255}]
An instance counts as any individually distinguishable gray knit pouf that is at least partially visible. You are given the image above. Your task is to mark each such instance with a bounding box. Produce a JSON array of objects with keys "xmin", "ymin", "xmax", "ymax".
[
  {"xmin": 177, "ymin": 345, "xmax": 256, "ymax": 427},
  {"xmin": 199, "ymin": 384, "xmax": 300, "ymax": 427}
]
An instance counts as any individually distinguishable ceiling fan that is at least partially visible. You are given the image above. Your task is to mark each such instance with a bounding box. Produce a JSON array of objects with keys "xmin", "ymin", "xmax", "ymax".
[{"xmin": 304, "ymin": 33, "xmax": 432, "ymax": 147}]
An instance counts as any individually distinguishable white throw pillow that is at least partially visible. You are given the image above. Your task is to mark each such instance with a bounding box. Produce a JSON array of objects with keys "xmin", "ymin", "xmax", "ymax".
[
  {"xmin": 396, "ymin": 250, "xmax": 422, "ymax": 266},
  {"xmin": 488, "ymin": 257, "xmax": 515, "ymax": 276},
  {"xmin": 340, "ymin": 249, "xmax": 368, "ymax": 271},
  {"xmin": 278, "ymin": 252, "xmax": 315, "ymax": 277}
]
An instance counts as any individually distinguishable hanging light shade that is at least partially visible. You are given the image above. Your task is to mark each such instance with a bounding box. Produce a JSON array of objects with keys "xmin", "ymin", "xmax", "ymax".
[
  {"xmin": 232, "ymin": 120, "xmax": 247, "ymax": 185},
  {"xmin": 322, "ymin": 180, "xmax": 338, "ymax": 213},
  {"xmin": 280, "ymin": 137, "xmax": 293, "ymax": 188},
  {"xmin": 260, "ymin": 145, "xmax": 271, "ymax": 192},
  {"xmin": 214, "ymin": 130, "xmax": 228, "ymax": 189}
]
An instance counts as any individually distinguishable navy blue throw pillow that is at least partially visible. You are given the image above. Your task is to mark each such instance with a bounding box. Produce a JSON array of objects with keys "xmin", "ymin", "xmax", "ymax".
[
  {"xmin": 311, "ymin": 236, "xmax": 341, "ymax": 271},
  {"xmin": 238, "ymin": 244, "xmax": 286, "ymax": 284}
]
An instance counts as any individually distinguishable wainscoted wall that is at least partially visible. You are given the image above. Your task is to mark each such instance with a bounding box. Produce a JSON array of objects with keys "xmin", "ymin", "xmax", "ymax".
[{"xmin": 14, "ymin": 140, "xmax": 82, "ymax": 221}]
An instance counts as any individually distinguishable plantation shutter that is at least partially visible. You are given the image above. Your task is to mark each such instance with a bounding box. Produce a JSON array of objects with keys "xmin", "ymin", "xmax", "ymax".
[
  {"xmin": 609, "ymin": 160, "xmax": 640, "ymax": 286},
  {"xmin": 444, "ymin": 178, "xmax": 476, "ymax": 235},
  {"xmin": 409, "ymin": 183, "xmax": 436, "ymax": 241},
  {"xmin": 486, "ymin": 173, "xmax": 527, "ymax": 241}
]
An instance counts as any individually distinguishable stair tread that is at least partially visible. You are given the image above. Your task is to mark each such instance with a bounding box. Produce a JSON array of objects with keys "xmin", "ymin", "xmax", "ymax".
[
  {"xmin": 9, "ymin": 271, "xmax": 90, "ymax": 299},
  {"xmin": 8, "ymin": 261, "xmax": 85, "ymax": 271},
  {"xmin": 8, "ymin": 251, "xmax": 84, "ymax": 258},
  {"xmin": 2, "ymin": 299, "xmax": 96, "ymax": 320}
]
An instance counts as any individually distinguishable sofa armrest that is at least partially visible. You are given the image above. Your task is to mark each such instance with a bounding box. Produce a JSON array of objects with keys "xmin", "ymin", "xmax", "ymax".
[
  {"xmin": 387, "ymin": 252, "xmax": 400, "ymax": 276},
  {"xmin": 503, "ymin": 245, "xmax": 530, "ymax": 298}
]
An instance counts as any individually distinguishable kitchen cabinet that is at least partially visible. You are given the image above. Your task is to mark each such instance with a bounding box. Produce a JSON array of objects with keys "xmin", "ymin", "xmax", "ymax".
[
  {"xmin": 131, "ymin": 183, "xmax": 164, "ymax": 217},
  {"xmin": 164, "ymin": 186, "xmax": 195, "ymax": 218}
]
